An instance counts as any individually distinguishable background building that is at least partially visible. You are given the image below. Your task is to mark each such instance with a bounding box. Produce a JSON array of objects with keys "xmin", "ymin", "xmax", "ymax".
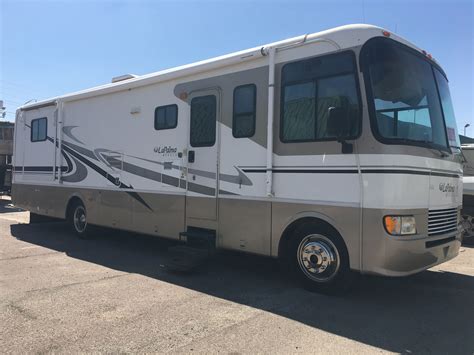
[{"xmin": 0, "ymin": 121, "xmax": 14, "ymax": 193}]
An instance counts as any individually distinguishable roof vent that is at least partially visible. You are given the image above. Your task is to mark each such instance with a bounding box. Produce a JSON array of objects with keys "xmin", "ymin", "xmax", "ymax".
[{"xmin": 111, "ymin": 74, "xmax": 138, "ymax": 83}]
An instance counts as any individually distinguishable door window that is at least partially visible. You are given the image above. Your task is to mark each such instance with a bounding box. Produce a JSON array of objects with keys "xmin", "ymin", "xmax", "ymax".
[{"xmin": 190, "ymin": 95, "xmax": 216, "ymax": 147}]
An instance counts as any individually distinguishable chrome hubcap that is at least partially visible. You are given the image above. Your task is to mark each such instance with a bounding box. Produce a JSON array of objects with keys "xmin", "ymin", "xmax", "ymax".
[
  {"xmin": 297, "ymin": 234, "xmax": 340, "ymax": 282},
  {"xmin": 73, "ymin": 206, "xmax": 87, "ymax": 233}
]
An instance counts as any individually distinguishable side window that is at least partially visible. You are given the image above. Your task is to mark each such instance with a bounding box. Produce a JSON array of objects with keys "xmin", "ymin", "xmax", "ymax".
[
  {"xmin": 31, "ymin": 117, "xmax": 47, "ymax": 142},
  {"xmin": 154, "ymin": 104, "xmax": 178, "ymax": 130},
  {"xmin": 280, "ymin": 51, "xmax": 361, "ymax": 142},
  {"xmin": 282, "ymin": 82, "xmax": 316, "ymax": 141},
  {"xmin": 233, "ymin": 84, "xmax": 256, "ymax": 138},
  {"xmin": 190, "ymin": 95, "xmax": 216, "ymax": 147}
]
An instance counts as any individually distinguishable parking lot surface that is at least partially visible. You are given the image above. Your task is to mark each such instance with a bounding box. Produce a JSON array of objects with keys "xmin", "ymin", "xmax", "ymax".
[{"xmin": 1, "ymin": 199, "xmax": 473, "ymax": 354}]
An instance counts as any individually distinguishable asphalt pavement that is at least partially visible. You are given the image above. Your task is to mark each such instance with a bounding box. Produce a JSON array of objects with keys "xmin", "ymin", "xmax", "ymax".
[{"xmin": 1, "ymin": 198, "xmax": 473, "ymax": 354}]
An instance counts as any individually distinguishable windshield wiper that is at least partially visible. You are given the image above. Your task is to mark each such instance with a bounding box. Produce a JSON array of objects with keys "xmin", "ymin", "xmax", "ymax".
[
  {"xmin": 391, "ymin": 137, "xmax": 451, "ymax": 157},
  {"xmin": 430, "ymin": 147, "xmax": 449, "ymax": 158},
  {"xmin": 451, "ymin": 145, "xmax": 467, "ymax": 164},
  {"xmin": 397, "ymin": 138, "xmax": 449, "ymax": 158}
]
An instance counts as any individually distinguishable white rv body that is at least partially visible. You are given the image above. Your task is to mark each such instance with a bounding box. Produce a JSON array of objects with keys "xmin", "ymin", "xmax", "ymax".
[{"xmin": 13, "ymin": 25, "xmax": 463, "ymax": 277}]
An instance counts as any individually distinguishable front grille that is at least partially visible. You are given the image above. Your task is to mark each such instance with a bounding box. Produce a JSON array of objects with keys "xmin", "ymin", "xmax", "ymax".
[{"xmin": 428, "ymin": 208, "xmax": 458, "ymax": 236}]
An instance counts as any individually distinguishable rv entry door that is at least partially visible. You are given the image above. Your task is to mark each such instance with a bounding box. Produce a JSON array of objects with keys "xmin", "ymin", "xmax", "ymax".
[{"xmin": 186, "ymin": 89, "xmax": 220, "ymax": 221}]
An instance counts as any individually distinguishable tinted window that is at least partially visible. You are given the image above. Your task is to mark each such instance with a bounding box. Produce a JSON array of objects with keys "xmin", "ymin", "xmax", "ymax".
[
  {"xmin": 280, "ymin": 51, "xmax": 360, "ymax": 142},
  {"xmin": 31, "ymin": 117, "xmax": 47, "ymax": 142},
  {"xmin": 282, "ymin": 82, "xmax": 316, "ymax": 141},
  {"xmin": 282, "ymin": 51, "xmax": 355, "ymax": 83},
  {"xmin": 190, "ymin": 95, "xmax": 216, "ymax": 147},
  {"xmin": 318, "ymin": 74, "xmax": 360, "ymax": 138},
  {"xmin": 154, "ymin": 104, "xmax": 178, "ymax": 130},
  {"xmin": 233, "ymin": 84, "xmax": 256, "ymax": 138}
]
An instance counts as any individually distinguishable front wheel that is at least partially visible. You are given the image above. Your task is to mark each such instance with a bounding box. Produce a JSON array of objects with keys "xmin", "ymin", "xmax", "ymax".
[
  {"xmin": 68, "ymin": 201, "xmax": 89, "ymax": 238},
  {"xmin": 289, "ymin": 222, "xmax": 353, "ymax": 294}
]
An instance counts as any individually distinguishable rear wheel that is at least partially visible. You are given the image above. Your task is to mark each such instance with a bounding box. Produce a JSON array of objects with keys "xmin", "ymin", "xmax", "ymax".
[
  {"xmin": 68, "ymin": 200, "xmax": 89, "ymax": 238},
  {"xmin": 289, "ymin": 222, "xmax": 353, "ymax": 294}
]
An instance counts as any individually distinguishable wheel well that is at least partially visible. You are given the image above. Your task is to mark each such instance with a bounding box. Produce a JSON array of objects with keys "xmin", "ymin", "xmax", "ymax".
[
  {"xmin": 278, "ymin": 217, "xmax": 345, "ymax": 260},
  {"xmin": 65, "ymin": 196, "xmax": 83, "ymax": 219}
]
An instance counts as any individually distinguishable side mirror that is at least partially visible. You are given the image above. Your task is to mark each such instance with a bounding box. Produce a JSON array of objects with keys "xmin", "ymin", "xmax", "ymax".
[
  {"xmin": 327, "ymin": 106, "xmax": 353, "ymax": 154},
  {"xmin": 327, "ymin": 107, "xmax": 347, "ymax": 135}
]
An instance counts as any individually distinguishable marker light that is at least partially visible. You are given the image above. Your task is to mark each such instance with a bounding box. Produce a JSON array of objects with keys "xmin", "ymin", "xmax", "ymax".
[
  {"xmin": 384, "ymin": 216, "xmax": 417, "ymax": 236},
  {"xmin": 382, "ymin": 30, "xmax": 391, "ymax": 37}
]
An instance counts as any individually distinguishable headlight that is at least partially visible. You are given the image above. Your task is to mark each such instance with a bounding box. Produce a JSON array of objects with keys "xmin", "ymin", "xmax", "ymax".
[{"xmin": 384, "ymin": 216, "xmax": 417, "ymax": 235}]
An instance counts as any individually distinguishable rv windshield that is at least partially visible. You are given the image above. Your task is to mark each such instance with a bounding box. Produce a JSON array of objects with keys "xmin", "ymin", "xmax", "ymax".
[{"xmin": 363, "ymin": 38, "xmax": 454, "ymax": 152}]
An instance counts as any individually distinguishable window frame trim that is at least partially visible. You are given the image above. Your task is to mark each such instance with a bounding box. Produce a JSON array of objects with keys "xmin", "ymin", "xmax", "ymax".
[
  {"xmin": 30, "ymin": 117, "xmax": 48, "ymax": 142},
  {"xmin": 190, "ymin": 95, "xmax": 217, "ymax": 148},
  {"xmin": 279, "ymin": 50, "xmax": 363, "ymax": 144},
  {"xmin": 359, "ymin": 36, "xmax": 451, "ymax": 153},
  {"xmin": 432, "ymin": 66, "xmax": 458, "ymax": 150},
  {"xmin": 154, "ymin": 104, "xmax": 178, "ymax": 131},
  {"xmin": 232, "ymin": 83, "xmax": 257, "ymax": 138}
]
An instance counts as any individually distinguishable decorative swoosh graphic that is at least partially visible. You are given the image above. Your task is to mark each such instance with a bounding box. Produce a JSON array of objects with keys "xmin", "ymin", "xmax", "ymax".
[
  {"xmin": 126, "ymin": 154, "xmax": 253, "ymax": 186},
  {"xmin": 22, "ymin": 124, "xmax": 153, "ymax": 211},
  {"xmin": 61, "ymin": 142, "xmax": 250, "ymax": 192},
  {"xmin": 61, "ymin": 153, "xmax": 88, "ymax": 183},
  {"xmin": 21, "ymin": 125, "xmax": 242, "ymax": 209},
  {"xmin": 62, "ymin": 126, "xmax": 85, "ymax": 145},
  {"xmin": 61, "ymin": 144, "xmax": 154, "ymax": 211}
]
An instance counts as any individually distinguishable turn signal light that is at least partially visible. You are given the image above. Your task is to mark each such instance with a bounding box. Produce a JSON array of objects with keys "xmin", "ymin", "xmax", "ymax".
[{"xmin": 384, "ymin": 216, "xmax": 417, "ymax": 236}]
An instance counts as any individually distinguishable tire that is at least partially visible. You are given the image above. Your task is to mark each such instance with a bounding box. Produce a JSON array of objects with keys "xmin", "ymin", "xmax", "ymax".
[
  {"xmin": 68, "ymin": 200, "xmax": 90, "ymax": 239},
  {"xmin": 288, "ymin": 221, "xmax": 354, "ymax": 295}
]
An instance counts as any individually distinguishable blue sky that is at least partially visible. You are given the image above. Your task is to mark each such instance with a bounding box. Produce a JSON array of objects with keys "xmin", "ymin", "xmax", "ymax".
[{"xmin": 1, "ymin": 0, "xmax": 473, "ymax": 134}]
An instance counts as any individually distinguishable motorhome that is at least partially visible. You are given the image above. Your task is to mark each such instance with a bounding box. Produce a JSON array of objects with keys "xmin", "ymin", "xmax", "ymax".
[{"xmin": 13, "ymin": 25, "xmax": 463, "ymax": 292}]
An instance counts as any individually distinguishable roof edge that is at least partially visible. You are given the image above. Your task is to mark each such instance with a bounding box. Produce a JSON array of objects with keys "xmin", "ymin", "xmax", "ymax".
[{"xmin": 21, "ymin": 24, "xmax": 410, "ymax": 111}]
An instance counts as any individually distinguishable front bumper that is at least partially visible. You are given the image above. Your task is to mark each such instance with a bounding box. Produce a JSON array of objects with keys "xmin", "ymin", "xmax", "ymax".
[{"xmin": 363, "ymin": 228, "xmax": 462, "ymax": 277}]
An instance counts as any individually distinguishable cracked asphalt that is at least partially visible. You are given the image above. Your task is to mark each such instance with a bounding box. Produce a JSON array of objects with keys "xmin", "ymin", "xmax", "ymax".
[{"xmin": 1, "ymin": 198, "xmax": 473, "ymax": 354}]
